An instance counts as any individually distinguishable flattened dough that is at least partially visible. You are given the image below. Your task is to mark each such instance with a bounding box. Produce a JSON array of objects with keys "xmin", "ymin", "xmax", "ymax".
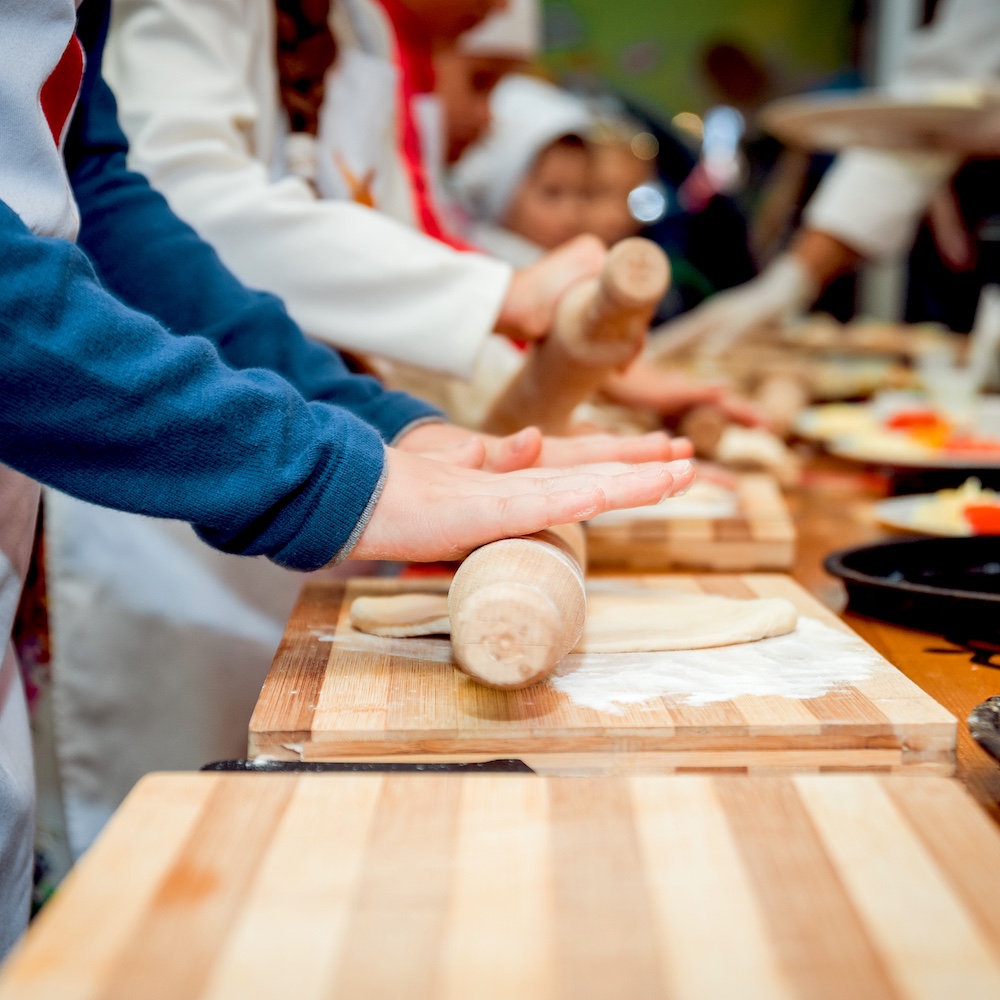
[
  {"xmin": 349, "ymin": 590, "xmax": 797, "ymax": 651},
  {"xmin": 576, "ymin": 592, "xmax": 798, "ymax": 653},
  {"xmin": 349, "ymin": 593, "xmax": 450, "ymax": 637}
]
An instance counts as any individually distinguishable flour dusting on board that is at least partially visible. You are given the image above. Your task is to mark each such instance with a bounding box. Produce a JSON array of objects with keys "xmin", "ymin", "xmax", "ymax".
[{"xmin": 550, "ymin": 617, "xmax": 882, "ymax": 712}]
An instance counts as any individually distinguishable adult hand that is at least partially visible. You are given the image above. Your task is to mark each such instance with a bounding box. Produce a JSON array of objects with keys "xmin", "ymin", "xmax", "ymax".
[
  {"xmin": 601, "ymin": 360, "xmax": 764, "ymax": 427},
  {"xmin": 350, "ymin": 449, "xmax": 695, "ymax": 562},
  {"xmin": 648, "ymin": 254, "xmax": 818, "ymax": 359}
]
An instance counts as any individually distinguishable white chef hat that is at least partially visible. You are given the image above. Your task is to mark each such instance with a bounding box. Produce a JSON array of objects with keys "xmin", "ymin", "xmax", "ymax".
[
  {"xmin": 451, "ymin": 74, "xmax": 593, "ymax": 223},
  {"xmin": 457, "ymin": 0, "xmax": 541, "ymax": 60}
]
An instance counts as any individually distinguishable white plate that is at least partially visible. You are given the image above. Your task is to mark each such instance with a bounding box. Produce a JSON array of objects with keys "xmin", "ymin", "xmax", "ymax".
[
  {"xmin": 872, "ymin": 494, "xmax": 969, "ymax": 537},
  {"xmin": 796, "ymin": 400, "xmax": 1000, "ymax": 467},
  {"xmin": 829, "ymin": 437, "xmax": 1000, "ymax": 469},
  {"xmin": 794, "ymin": 404, "xmax": 878, "ymax": 443}
]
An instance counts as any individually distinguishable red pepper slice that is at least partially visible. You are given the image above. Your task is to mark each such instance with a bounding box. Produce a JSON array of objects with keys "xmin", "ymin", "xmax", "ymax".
[
  {"xmin": 963, "ymin": 504, "xmax": 1000, "ymax": 534},
  {"xmin": 885, "ymin": 410, "xmax": 943, "ymax": 429}
]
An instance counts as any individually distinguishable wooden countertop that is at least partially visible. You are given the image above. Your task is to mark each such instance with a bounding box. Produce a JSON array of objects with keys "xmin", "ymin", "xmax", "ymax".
[
  {"xmin": 6, "ymin": 771, "xmax": 1000, "ymax": 999},
  {"xmin": 784, "ymin": 452, "xmax": 1000, "ymax": 822}
]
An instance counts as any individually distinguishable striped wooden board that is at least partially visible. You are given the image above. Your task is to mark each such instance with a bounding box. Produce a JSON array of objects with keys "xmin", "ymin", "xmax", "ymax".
[
  {"xmin": 585, "ymin": 474, "xmax": 795, "ymax": 570},
  {"xmin": 4, "ymin": 772, "xmax": 1000, "ymax": 1000},
  {"xmin": 248, "ymin": 573, "xmax": 955, "ymax": 774}
]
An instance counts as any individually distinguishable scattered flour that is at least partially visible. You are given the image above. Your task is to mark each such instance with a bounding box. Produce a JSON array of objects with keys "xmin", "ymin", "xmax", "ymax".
[
  {"xmin": 324, "ymin": 614, "xmax": 883, "ymax": 713},
  {"xmin": 549, "ymin": 616, "xmax": 883, "ymax": 712}
]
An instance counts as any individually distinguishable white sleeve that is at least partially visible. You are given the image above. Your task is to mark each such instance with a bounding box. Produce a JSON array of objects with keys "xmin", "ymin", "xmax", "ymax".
[
  {"xmin": 803, "ymin": 148, "xmax": 956, "ymax": 259},
  {"xmin": 803, "ymin": 0, "xmax": 1000, "ymax": 260},
  {"xmin": 889, "ymin": 0, "xmax": 1000, "ymax": 98},
  {"xmin": 104, "ymin": 0, "xmax": 511, "ymax": 379}
]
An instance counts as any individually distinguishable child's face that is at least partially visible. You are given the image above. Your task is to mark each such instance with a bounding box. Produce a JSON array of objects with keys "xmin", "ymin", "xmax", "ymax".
[
  {"xmin": 436, "ymin": 52, "xmax": 518, "ymax": 164},
  {"xmin": 586, "ymin": 145, "xmax": 655, "ymax": 246},
  {"xmin": 503, "ymin": 141, "xmax": 590, "ymax": 250}
]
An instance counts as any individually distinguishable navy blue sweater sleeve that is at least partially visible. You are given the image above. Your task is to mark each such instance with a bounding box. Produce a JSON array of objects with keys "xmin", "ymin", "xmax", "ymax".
[
  {"xmin": 0, "ymin": 199, "xmax": 386, "ymax": 570},
  {"xmin": 65, "ymin": 0, "xmax": 439, "ymax": 445}
]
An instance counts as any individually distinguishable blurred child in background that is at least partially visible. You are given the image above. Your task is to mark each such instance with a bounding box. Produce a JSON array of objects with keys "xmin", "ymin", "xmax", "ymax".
[
  {"xmin": 451, "ymin": 74, "xmax": 592, "ymax": 265},
  {"xmin": 452, "ymin": 74, "xmax": 762, "ymax": 428}
]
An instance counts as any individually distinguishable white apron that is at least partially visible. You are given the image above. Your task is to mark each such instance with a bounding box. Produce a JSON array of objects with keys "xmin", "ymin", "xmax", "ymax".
[
  {"xmin": 0, "ymin": 467, "xmax": 41, "ymax": 957},
  {"xmin": 45, "ymin": 495, "xmax": 347, "ymax": 858}
]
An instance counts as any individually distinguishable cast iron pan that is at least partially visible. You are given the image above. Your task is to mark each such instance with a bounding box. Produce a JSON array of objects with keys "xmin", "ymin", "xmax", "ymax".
[{"xmin": 825, "ymin": 536, "xmax": 1000, "ymax": 640}]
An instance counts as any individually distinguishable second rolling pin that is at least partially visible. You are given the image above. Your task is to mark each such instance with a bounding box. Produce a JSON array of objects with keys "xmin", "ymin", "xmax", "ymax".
[{"xmin": 483, "ymin": 237, "xmax": 671, "ymax": 436}]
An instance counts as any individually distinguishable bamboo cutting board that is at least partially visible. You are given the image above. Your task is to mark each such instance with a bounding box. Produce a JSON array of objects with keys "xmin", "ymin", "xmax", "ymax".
[
  {"xmin": 4, "ymin": 772, "xmax": 1000, "ymax": 1000},
  {"xmin": 586, "ymin": 473, "xmax": 795, "ymax": 571},
  {"xmin": 248, "ymin": 573, "xmax": 955, "ymax": 774}
]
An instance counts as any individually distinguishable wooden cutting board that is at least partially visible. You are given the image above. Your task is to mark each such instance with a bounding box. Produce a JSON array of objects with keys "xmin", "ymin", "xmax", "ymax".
[
  {"xmin": 586, "ymin": 473, "xmax": 795, "ymax": 571},
  {"xmin": 4, "ymin": 771, "xmax": 1000, "ymax": 1000},
  {"xmin": 248, "ymin": 573, "xmax": 955, "ymax": 774}
]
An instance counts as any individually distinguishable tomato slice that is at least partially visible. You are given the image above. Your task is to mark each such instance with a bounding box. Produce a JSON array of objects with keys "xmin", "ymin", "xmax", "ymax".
[
  {"xmin": 963, "ymin": 504, "xmax": 1000, "ymax": 534},
  {"xmin": 885, "ymin": 410, "xmax": 944, "ymax": 430}
]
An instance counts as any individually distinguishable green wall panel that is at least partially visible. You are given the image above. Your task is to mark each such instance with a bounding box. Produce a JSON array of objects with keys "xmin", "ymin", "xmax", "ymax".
[{"xmin": 542, "ymin": 0, "xmax": 857, "ymax": 117}]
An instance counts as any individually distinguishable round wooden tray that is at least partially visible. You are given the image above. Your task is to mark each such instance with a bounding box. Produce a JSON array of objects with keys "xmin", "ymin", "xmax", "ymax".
[{"xmin": 760, "ymin": 91, "xmax": 1000, "ymax": 154}]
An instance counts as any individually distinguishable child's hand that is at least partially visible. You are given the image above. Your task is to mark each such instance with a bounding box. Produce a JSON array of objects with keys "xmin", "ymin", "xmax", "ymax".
[
  {"xmin": 396, "ymin": 423, "xmax": 693, "ymax": 473},
  {"xmin": 494, "ymin": 234, "xmax": 606, "ymax": 342},
  {"xmin": 349, "ymin": 449, "xmax": 695, "ymax": 562}
]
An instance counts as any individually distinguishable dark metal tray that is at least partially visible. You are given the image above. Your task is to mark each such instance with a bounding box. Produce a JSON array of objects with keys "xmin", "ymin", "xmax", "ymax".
[
  {"xmin": 825, "ymin": 536, "xmax": 1000, "ymax": 639},
  {"xmin": 201, "ymin": 759, "xmax": 535, "ymax": 773}
]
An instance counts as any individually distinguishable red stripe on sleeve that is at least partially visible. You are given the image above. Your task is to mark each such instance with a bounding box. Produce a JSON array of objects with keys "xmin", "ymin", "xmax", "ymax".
[
  {"xmin": 41, "ymin": 35, "xmax": 85, "ymax": 148},
  {"xmin": 378, "ymin": 0, "xmax": 476, "ymax": 252}
]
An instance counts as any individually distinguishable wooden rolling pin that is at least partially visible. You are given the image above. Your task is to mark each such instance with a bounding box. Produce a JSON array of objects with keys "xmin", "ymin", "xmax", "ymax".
[
  {"xmin": 483, "ymin": 237, "xmax": 670, "ymax": 436},
  {"xmin": 448, "ymin": 522, "xmax": 587, "ymax": 689}
]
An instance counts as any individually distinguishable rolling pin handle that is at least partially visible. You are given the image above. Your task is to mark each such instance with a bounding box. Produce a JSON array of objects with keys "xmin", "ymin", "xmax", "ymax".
[
  {"xmin": 448, "ymin": 523, "xmax": 587, "ymax": 689},
  {"xmin": 482, "ymin": 237, "xmax": 669, "ymax": 436},
  {"xmin": 449, "ymin": 583, "xmax": 563, "ymax": 689}
]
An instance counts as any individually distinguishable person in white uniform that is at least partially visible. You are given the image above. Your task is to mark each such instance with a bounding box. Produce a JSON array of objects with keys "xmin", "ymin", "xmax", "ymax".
[
  {"xmin": 104, "ymin": 0, "xmax": 598, "ymax": 370},
  {"xmin": 653, "ymin": 0, "xmax": 1000, "ymax": 354}
]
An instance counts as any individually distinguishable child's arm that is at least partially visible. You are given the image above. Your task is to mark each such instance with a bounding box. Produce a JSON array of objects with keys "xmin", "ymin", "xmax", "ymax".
[
  {"xmin": 1, "ymin": 201, "xmax": 694, "ymax": 567},
  {"xmin": 100, "ymin": 0, "xmax": 607, "ymax": 371},
  {"xmin": 0, "ymin": 200, "xmax": 383, "ymax": 569},
  {"xmin": 66, "ymin": 56, "xmax": 437, "ymax": 448}
]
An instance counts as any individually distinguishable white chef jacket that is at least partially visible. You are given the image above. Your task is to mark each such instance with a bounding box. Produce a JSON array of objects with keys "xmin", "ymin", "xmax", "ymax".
[
  {"xmin": 105, "ymin": 0, "xmax": 511, "ymax": 379},
  {"xmin": 805, "ymin": 0, "xmax": 1000, "ymax": 260}
]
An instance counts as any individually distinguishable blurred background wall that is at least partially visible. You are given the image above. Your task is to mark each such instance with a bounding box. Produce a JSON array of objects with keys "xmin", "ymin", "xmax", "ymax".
[{"xmin": 540, "ymin": 0, "xmax": 860, "ymax": 119}]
